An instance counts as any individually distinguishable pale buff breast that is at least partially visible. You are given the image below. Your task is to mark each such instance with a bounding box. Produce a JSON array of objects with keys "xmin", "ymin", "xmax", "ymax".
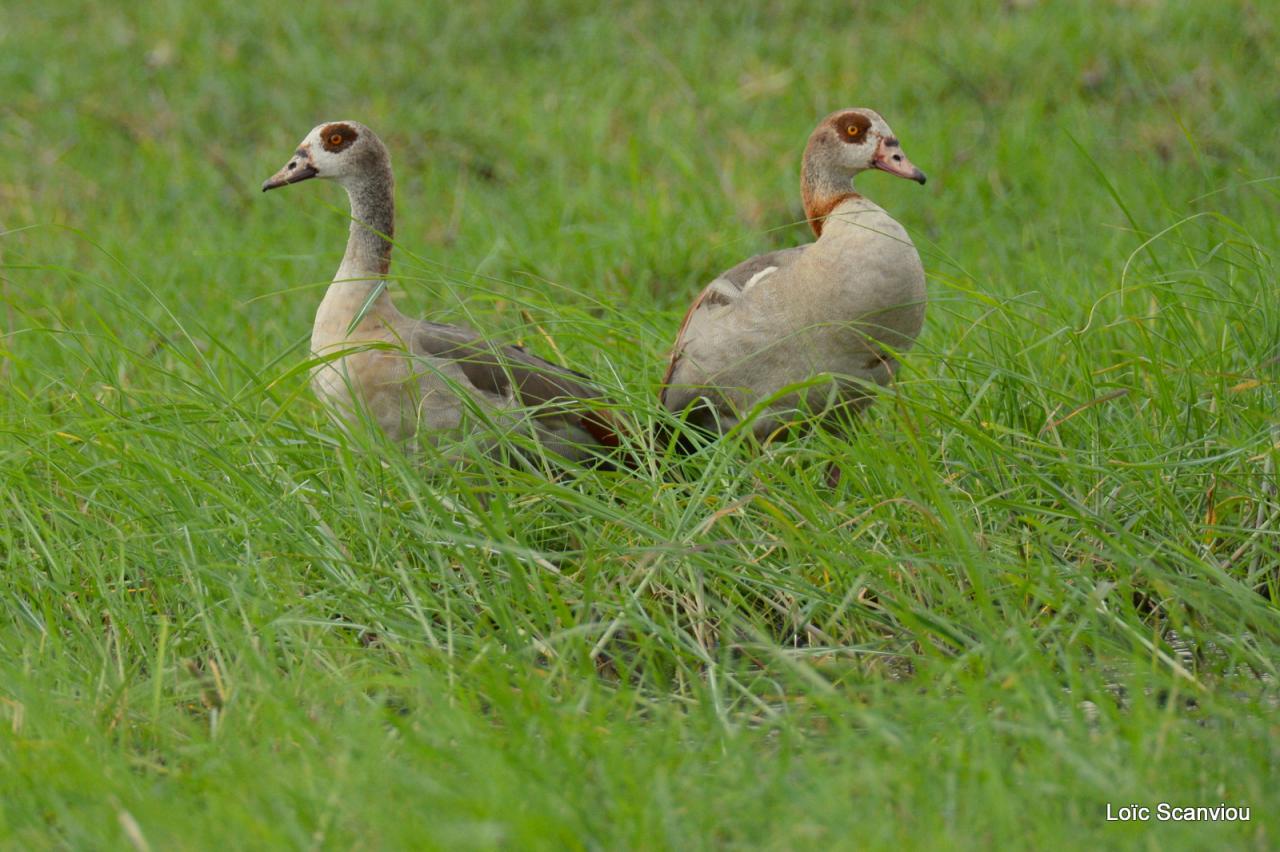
[{"xmin": 665, "ymin": 197, "xmax": 925, "ymax": 437}]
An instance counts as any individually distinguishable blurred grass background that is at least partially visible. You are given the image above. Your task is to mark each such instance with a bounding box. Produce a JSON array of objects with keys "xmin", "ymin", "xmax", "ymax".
[{"xmin": 2, "ymin": 0, "xmax": 1278, "ymax": 848}]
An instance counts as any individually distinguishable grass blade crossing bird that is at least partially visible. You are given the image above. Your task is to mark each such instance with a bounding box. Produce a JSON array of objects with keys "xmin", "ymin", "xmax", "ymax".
[
  {"xmin": 262, "ymin": 121, "xmax": 624, "ymax": 464},
  {"xmin": 659, "ymin": 109, "xmax": 928, "ymax": 465}
]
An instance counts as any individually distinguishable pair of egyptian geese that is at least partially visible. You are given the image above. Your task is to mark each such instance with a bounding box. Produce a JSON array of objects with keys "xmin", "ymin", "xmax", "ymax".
[{"xmin": 261, "ymin": 109, "xmax": 927, "ymax": 471}]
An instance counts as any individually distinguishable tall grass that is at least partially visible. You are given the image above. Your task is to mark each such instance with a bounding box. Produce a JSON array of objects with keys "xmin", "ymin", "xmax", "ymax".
[{"xmin": 2, "ymin": 0, "xmax": 1277, "ymax": 847}]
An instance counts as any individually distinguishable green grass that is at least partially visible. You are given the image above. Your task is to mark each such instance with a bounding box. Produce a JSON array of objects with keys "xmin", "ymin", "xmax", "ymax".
[{"xmin": 2, "ymin": 0, "xmax": 1278, "ymax": 848}]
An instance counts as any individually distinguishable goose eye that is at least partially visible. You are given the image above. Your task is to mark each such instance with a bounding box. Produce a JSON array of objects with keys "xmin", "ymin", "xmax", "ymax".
[
  {"xmin": 329, "ymin": 134, "xmax": 343, "ymax": 146},
  {"xmin": 846, "ymin": 125, "xmax": 860, "ymax": 137}
]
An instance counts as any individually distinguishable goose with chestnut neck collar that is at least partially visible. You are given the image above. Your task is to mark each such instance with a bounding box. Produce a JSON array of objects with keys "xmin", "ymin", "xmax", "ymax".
[
  {"xmin": 262, "ymin": 120, "xmax": 622, "ymax": 461},
  {"xmin": 660, "ymin": 108, "xmax": 928, "ymax": 444}
]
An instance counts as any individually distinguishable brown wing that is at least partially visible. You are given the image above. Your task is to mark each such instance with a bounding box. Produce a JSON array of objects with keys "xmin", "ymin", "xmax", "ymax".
[
  {"xmin": 412, "ymin": 322, "xmax": 623, "ymax": 448},
  {"xmin": 659, "ymin": 246, "xmax": 808, "ymax": 399}
]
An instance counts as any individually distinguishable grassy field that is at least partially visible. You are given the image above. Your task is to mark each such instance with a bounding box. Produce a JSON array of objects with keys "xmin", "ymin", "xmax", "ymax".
[{"xmin": 2, "ymin": 0, "xmax": 1278, "ymax": 848}]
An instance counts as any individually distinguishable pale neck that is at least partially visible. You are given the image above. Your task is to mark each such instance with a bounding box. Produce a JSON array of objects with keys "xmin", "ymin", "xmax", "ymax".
[
  {"xmin": 315, "ymin": 164, "xmax": 399, "ymax": 340},
  {"xmin": 801, "ymin": 160, "xmax": 861, "ymax": 239},
  {"xmin": 337, "ymin": 165, "xmax": 395, "ymax": 279}
]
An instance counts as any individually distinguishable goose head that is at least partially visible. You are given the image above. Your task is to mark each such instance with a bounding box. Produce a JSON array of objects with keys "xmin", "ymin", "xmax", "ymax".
[
  {"xmin": 803, "ymin": 108, "xmax": 926, "ymax": 187},
  {"xmin": 262, "ymin": 120, "xmax": 388, "ymax": 192}
]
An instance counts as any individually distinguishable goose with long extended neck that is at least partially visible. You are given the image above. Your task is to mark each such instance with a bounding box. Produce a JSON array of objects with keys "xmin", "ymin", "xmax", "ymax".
[
  {"xmin": 660, "ymin": 108, "xmax": 928, "ymax": 447},
  {"xmin": 262, "ymin": 121, "xmax": 621, "ymax": 461}
]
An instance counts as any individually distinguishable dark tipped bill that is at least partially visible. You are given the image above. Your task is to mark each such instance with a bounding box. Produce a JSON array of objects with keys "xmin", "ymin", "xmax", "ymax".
[
  {"xmin": 262, "ymin": 160, "xmax": 318, "ymax": 192},
  {"xmin": 872, "ymin": 140, "xmax": 927, "ymax": 184}
]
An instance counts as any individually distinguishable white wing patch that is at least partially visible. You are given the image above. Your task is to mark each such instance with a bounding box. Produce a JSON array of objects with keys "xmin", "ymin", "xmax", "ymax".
[{"xmin": 741, "ymin": 265, "xmax": 778, "ymax": 293}]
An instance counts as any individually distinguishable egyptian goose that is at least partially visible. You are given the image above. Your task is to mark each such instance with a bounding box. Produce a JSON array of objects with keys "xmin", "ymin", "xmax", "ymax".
[
  {"xmin": 262, "ymin": 121, "xmax": 621, "ymax": 461},
  {"xmin": 660, "ymin": 108, "xmax": 927, "ymax": 445}
]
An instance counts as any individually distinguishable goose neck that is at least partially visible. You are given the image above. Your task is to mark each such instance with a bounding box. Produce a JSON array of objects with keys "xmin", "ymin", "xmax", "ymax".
[
  {"xmin": 801, "ymin": 162, "xmax": 861, "ymax": 239},
  {"xmin": 339, "ymin": 166, "xmax": 395, "ymax": 277}
]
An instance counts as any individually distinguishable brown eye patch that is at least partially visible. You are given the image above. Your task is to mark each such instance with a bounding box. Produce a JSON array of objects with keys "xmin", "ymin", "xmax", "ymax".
[
  {"xmin": 320, "ymin": 122, "xmax": 358, "ymax": 153},
  {"xmin": 834, "ymin": 111, "xmax": 871, "ymax": 143}
]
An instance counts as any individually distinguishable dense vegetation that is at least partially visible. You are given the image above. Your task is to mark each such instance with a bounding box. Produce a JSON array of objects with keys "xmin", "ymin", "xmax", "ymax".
[{"xmin": 2, "ymin": 1, "xmax": 1276, "ymax": 848}]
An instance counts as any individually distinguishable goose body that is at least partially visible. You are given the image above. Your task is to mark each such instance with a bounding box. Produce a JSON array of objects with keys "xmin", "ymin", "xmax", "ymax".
[
  {"xmin": 263, "ymin": 121, "xmax": 618, "ymax": 460},
  {"xmin": 661, "ymin": 109, "xmax": 927, "ymax": 442}
]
